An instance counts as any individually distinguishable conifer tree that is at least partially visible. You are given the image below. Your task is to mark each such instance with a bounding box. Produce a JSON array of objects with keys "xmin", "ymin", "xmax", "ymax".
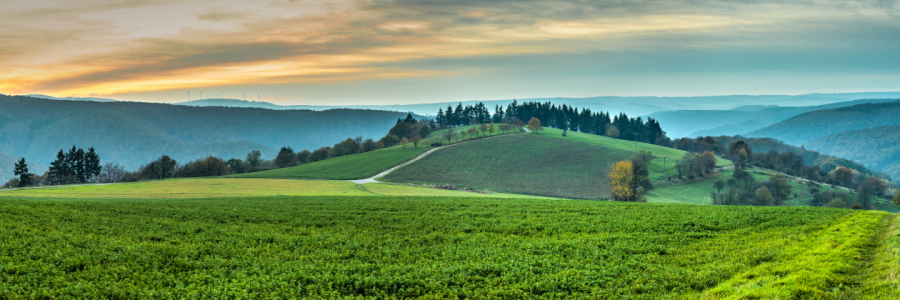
[{"xmin": 14, "ymin": 158, "xmax": 31, "ymax": 187}]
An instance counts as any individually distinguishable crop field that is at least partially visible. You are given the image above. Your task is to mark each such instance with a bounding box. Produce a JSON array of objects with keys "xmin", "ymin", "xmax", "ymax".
[
  {"xmin": 0, "ymin": 196, "xmax": 893, "ymax": 298},
  {"xmin": 0, "ymin": 178, "xmax": 527, "ymax": 199},
  {"xmin": 382, "ymin": 134, "xmax": 635, "ymax": 199},
  {"xmin": 230, "ymin": 148, "xmax": 429, "ymax": 180}
]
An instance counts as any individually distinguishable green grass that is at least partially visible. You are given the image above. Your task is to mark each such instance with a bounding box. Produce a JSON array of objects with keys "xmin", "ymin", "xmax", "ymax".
[
  {"xmin": 382, "ymin": 134, "xmax": 635, "ymax": 199},
  {"xmin": 859, "ymin": 215, "xmax": 900, "ymax": 299},
  {"xmin": 425, "ymin": 124, "xmax": 521, "ymax": 145},
  {"xmin": 229, "ymin": 148, "xmax": 429, "ymax": 180},
  {"xmin": 530, "ymin": 127, "xmax": 731, "ymax": 180},
  {"xmin": 0, "ymin": 178, "xmax": 534, "ymax": 199},
  {"xmin": 0, "ymin": 196, "xmax": 890, "ymax": 298},
  {"xmin": 0, "ymin": 178, "xmax": 372, "ymax": 198},
  {"xmin": 225, "ymin": 124, "xmax": 520, "ymax": 181},
  {"xmin": 362, "ymin": 183, "xmax": 557, "ymax": 198}
]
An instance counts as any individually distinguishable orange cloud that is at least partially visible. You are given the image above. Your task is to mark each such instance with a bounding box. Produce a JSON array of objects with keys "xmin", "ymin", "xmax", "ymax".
[{"xmin": 1, "ymin": 0, "xmax": 896, "ymax": 98}]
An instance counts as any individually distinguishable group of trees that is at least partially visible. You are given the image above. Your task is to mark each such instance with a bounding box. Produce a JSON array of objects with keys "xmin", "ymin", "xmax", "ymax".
[
  {"xmin": 4, "ymin": 146, "xmax": 104, "ymax": 188},
  {"xmin": 380, "ymin": 115, "xmax": 433, "ymax": 149},
  {"xmin": 673, "ymin": 151, "xmax": 718, "ymax": 179},
  {"xmin": 675, "ymin": 136, "xmax": 896, "ymax": 194},
  {"xmin": 608, "ymin": 151, "xmax": 653, "ymax": 202},
  {"xmin": 47, "ymin": 146, "xmax": 102, "ymax": 185},
  {"xmin": 434, "ymin": 100, "xmax": 671, "ymax": 146},
  {"xmin": 711, "ymin": 164, "xmax": 793, "ymax": 206}
]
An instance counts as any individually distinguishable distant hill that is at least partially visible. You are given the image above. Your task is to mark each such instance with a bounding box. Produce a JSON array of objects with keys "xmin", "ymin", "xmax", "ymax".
[
  {"xmin": 25, "ymin": 94, "xmax": 118, "ymax": 102},
  {"xmin": 0, "ymin": 95, "xmax": 413, "ymax": 174},
  {"xmin": 176, "ymin": 99, "xmax": 316, "ymax": 110},
  {"xmin": 745, "ymin": 100, "xmax": 900, "ymax": 145},
  {"xmin": 173, "ymin": 92, "xmax": 900, "ymax": 117},
  {"xmin": 805, "ymin": 125, "xmax": 900, "ymax": 181},
  {"xmin": 688, "ymin": 119, "xmax": 771, "ymax": 137},
  {"xmin": 649, "ymin": 98, "xmax": 898, "ymax": 138}
]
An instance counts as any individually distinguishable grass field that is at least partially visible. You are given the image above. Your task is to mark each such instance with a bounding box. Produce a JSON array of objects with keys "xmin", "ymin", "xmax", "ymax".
[
  {"xmin": 530, "ymin": 128, "xmax": 731, "ymax": 180},
  {"xmin": 362, "ymin": 183, "xmax": 556, "ymax": 198},
  {"xmin": 229, "ymin": 148, "xmax": 429, "ymax": 180},
  {"xmin": 859, "ymin": 215, "xmax": 900, "ymax": 299},
  {"xmin": 0, "ymin": 178, "xmax": 534, "ymax": 199},
  {"xmin": 382, "ymin": 134, "xmax": 635, "ymax": 199},
  {"xmin": 0, "ymin": 196, "xmax": 893, "ymax": 298}
]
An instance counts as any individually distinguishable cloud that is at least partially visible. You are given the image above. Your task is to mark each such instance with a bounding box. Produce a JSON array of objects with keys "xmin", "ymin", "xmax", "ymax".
[{"xmin": 1, "ymin": 0, "xmax": 899, "ymax": 99}]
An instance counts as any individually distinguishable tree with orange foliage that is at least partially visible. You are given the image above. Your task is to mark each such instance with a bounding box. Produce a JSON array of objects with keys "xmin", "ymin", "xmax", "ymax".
[
  {"xmin": 527, "ymin": 117, "xmax": 542, "ymax": 132},
  {"xmin": 609, "ymin": 161, "xmax": 641, "ymax": 201}
]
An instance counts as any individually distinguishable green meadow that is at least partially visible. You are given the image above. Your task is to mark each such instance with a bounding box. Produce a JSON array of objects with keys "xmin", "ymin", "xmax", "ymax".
[
  {"xmin": 382, "ymin": 134, "xmax": 635, "ymax": 199},
  {"xmin": 229, "ymin": 148, "xmax": 429, "ymax": 180},
  {"xmin": 0, "ymin": 195, "xmax": 895, "ymax": 299}
]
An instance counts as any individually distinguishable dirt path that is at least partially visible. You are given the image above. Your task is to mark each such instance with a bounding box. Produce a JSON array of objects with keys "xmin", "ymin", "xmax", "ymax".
[
  {"xmin": 349, "ymin": 130, "xmax": 522, "ymax": 185},
  {"xmin": 348, "ymin": 146, "xmax": 445, "ymax": 184}
]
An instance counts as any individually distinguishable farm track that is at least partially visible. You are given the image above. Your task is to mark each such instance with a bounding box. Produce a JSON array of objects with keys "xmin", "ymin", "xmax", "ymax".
[{"xmin": 349, "ymin": 132, "xmax": 517, "ymax": 185}]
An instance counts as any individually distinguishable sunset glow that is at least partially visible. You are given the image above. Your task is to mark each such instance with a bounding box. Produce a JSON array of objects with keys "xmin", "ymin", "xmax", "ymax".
[{"xmin": 2, "ymin": 0, "xmax": 899, "ymax": 104}]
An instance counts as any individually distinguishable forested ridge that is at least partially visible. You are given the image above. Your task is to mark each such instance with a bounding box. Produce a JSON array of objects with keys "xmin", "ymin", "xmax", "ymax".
[
  {"xmin": 746, "ymin": 100, "xmax": 900, "ymax": 145},
  {"xmin": 806, "ymin": 125, "xmax": 900, "ymax": 181},
  {"xmin": 0, "ymin": 95, "xmax": 413, "ymax": 180}
]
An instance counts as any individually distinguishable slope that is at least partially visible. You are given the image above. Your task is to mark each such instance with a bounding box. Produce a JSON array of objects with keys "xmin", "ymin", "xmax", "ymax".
[
  {"xmin": 530, "ymin": 127, "xmax": 730, "ymax": 180},
  {"xmin": 0, "ymin": 95, "xmax": 412, "ymax": 170},
  {"xmin": 745, "ymin": 100, "xmax": 900, "ymax": 145},
  {"xmin": 382, "ymin": 133, "xmax": 641, "ymax": 199},
  {"xmin": 230, "ymin": 148, "xmax": 430, "ymax": 180},
  {"xmin": 805, "ymin": 125, "xmax": 900, "ymax": 181}
]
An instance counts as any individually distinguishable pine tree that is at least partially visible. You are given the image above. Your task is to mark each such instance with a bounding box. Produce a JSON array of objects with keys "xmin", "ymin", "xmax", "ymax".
[
  {"xmin": 14, "ymin": 158, "xmax": 31, "ymax": 187},
  {"xmin": 75, "ymin": 147, "xmax": 86, "ymax": 183},
  {"xmin": 85, "ymin": 147, "xmax": 102, "ymax": 182},
  {"xmin": 49, "ymin": 149, "xmax": 66, "ymax": 185}
]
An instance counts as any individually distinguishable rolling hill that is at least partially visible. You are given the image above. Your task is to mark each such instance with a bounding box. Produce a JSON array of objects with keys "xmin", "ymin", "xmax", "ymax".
[
  {"xmin": 0, "ymin": 95, "xmax": 413, "ymax": 174},
  {"xmin": 382, "ymin": 134, "xmax": 635, "ymax": 199},
  {"xmin": 745, "ymin": 100, "xmax": 900, "ymax": 145},
  {"xmin": 805, "ymin": 125, "xmax": 900, "ymax": 181},
  {"xmin": 648, "ymin": 98, "xmax": 898, "ymax": 138}
]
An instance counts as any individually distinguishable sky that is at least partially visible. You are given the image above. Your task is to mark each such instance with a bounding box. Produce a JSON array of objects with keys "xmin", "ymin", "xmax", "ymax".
[{"xmin": 2, "ymin": 0, "xmax": 899, "ymax": 105}]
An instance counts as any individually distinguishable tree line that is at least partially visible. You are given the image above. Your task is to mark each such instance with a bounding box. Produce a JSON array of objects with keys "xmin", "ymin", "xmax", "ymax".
[{"xmin": 435, "ymin": 100, "xmax": 671, "ymax": 146}]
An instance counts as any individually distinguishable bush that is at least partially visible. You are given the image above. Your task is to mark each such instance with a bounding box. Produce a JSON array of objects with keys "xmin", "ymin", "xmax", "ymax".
[
  {"xmin": 824, "ymin": 198, "xmax": 846, "ymax": 208},
  {"xmin": 430, "ymin": 142, "xmax": 443, "ymax": 147}
]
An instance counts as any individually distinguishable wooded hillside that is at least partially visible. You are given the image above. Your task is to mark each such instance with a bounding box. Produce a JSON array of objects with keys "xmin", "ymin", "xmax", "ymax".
[{"xmin": 0, "ymin": 95, "xmax": 412, "ymax": 177}]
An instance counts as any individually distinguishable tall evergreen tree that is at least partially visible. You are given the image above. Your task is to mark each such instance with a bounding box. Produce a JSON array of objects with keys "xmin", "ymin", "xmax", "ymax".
[
  {"xmin": 75, "ymin": 147, "xmax": 86, "ymax": 183},
  {"xmin": 14, "ymin": 158, "xmax": 31, "ymax": 187},
  {"xmin": 85, "ymin": 147, "xmax": 102, "ymax": 182},
  {"xmin": 48, "ymin": 149, "xmax": 66, "ymax": 185}
]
